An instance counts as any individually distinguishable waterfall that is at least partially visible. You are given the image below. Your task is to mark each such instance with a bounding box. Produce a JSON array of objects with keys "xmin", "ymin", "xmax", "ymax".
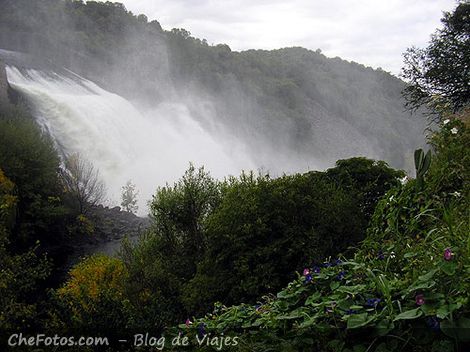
[{"xmin": 6, "ymin": 66, "xmax": 256, "ymax": 214}]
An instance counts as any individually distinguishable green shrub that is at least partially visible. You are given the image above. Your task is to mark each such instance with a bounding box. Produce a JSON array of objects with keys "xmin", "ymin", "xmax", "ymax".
[
  {"xmin": 184, "ymin": 171, "xmax": 363, "ymax": 314},
  {"xmin": 119, "ymin": 233, "xmax": 187, "ymax": 332},
  {"xmin": 54, "ymin": 254, "xmax": 128, "ymax": 337},
  {"xmin": 121, "ymin": 158, "xmax": 402, "ymax": 326}
]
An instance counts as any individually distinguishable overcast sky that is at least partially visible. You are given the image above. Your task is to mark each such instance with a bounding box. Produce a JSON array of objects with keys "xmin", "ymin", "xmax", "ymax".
[{"xmin": 116, "ymin": 0, "xmax": 457, "ymax": 75}]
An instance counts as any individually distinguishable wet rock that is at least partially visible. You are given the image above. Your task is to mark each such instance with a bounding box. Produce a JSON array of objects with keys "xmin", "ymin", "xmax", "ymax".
[{"xmin": 66, "ymin": 205, "xmax": 151, "ymax": 269}]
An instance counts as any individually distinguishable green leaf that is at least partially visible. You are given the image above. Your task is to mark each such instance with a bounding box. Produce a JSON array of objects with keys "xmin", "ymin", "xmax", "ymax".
[
  {"xmin": 375, "ymin": 319, "xmax": 395, "ymax": 336},
  {"xmin": 349, "ymin": 305, "xmax": 364, "ymax": 310},
  {"xmin": 305, "ymin": 292, "xmax": 321, "ymax": 305},
  {"xmin": 347, "ymin": 313, "xmax": 375, "ymax": 329},
  {"xmin": 376, "ymin": 274, "xmax": 391, "ymax": 297},
  {"xmin": 441, "ymin": 317, "xmax": 470, "ymax": 341},
  {"xmin": 420, "ymin": 303, "xmax": 436, "ymax": 316},
  {"xmin": 276, "ymin": 309, "xmax": 304, "ymax": 320},
  {"xmin": 241, "ymin": 321, "xmax": 253, "ymax": 328},
  {"xmin": 337, "ymin": 285, "xmax": 367, "ymax": 295},
  {"xmin": 458, "ymin": 317, "xmax": 470, "ymax": 329},
  {"xmin": 299, "ymin": 316, "xmax": 317, "ymax": 328},
  {"xmin": 406, "ymin": 279, "xmax": 436, "ymax": 294},
  {"xmin": 327, "ymin": 339, "xmax": 345, "ymax": 351},
  {"xmin": 436, "ymin": 303, "xmax": 461, "ymax": 319},
  {"xmin": 353, "ymin": 345, "xmax": 367, "ymax": 352},
  {"xmin": 440, "ymin": 261, "xmax": 457, "ymax": 275},
  {"xmin": 414, "ymin": 149, "xmax": 424, "ymax": 173},
  {"xmin": 422, "ymin": 150, "xmax": 432, "ymax": 175},
  {"xmin": 330, "ymin": 281, "xmax": 340, "ymax": 290},
  {"xmin": 393, "ymin": 307, "xmax": 423, "ymax": 321},
  {"xmin": 418, "ymin": 269, "xmax": 438, "ymax": 281}
]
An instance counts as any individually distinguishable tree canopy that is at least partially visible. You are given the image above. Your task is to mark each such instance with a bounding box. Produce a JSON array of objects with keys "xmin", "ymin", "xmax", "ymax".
[{"xmin": 402, "ymin": 1, "xmax": 470, "ymax": 114}]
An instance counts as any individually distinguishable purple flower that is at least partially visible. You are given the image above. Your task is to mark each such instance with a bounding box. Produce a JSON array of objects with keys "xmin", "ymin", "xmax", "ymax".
[
  {"xmin": 366, "ymin": 298, "xmax": 381, "ymax": 308},
  {"xmin": 322, "ymin": 262, "xmax": 332, "ymax": 268},
  {"xmin": 303, "ymin": 268, "xmax": 310, "ymax": 276},
  {"xmin": 377, "ymin": 251, "xmax": 385, "ymax": 260},
  {"xmin": 415, "ymin": 294, "xmax": 425, "ymax": 306},
  {"xmin": 197, "ymin": 323, "xmax": 206, "ymax": 338},
  {"xmin": 312, "ymin": 266, "xmax": 321, "ymax": 274},
  {"xmin": 444, "ymin": 248, "xmax": 453, "ymax": 261},
  {"xmin": 336, "ymin": 271, "xmax": 346, "ymax": 281},
  {"xmin": 304, "ymin": 274, "xmax": 313, "ymax": 284},
  {"xmin": 426, "ymin": 316, "xmax": 440, "ymax": 331},
  {"xmin": 185, "ymin": 318, "xmax": 192, "ymax": 327},
  {"xmin": 333, "ymin": 259, "xmax": 343, "ymax": 266}
]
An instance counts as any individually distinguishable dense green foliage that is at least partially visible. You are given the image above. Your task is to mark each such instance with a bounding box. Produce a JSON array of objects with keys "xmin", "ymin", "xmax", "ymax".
[
  {"xmin": 185, "ymin": 171, "xmax": 362, "ymax": 314},
  {"xmin": 37, "ymin": 156, "xmax": 400, "ymax": 346},
  {"xmin": 0, "ymin": 108, "xmax": 73, "ymax": 265},
  {"xmin": 0, "ymin": 169, "xmax": 51, "ymax": 338},
  {"xmin": 402, "ymin": 1, "xmax": 470, "ymax": 114},
  {"xmin": 112, "ymin": 159, "xmax": 403, "ymax": 330},
  {"xmin": 324, "ymin": 158, "xmax": 405, "ymax": 219},
  {"xmin": 180, "ymin": 111, "xmax": 469, "ymax": 352}
]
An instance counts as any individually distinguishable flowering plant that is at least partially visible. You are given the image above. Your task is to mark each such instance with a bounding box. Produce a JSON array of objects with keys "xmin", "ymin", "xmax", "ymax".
[{"xmin": 177, "ymin": 113, "xmax": 470, "ymax": 351}]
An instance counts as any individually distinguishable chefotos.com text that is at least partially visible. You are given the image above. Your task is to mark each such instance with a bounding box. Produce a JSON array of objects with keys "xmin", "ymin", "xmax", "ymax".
[{"xmin": 8, "ymin": 333, "xmax": 109, "ymax": 347}]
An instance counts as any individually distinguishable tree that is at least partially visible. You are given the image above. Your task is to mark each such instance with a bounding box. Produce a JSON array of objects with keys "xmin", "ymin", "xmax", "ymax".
[
  {"xmin": 0, "ymin": 115, "xmax": 67, "ymax": 249},
  {"xmin": 121, "ymin": 180, "xmax": 139, "ymax": 214},
  {"xmin": 0, "ymin": 115, "xmax": 60, "ymax": 201},
  {"xmin": 60, "ymin": 153, "xmax": 106, "ymax": 214},
  {"xmin": 402, "ymin": 2, "xmax": 470, "ymax": 114},
  {"xmin": 183, "ymin": 171, "xmax": 364, "ymax": 314},
  {"xmin": 325, "ymin": 157, "xmax": 405, "ymax": 219},
  {"xmin": 116, "ymin": 165, "xmax": 221, "ymax": 328},
  {"xmin": 150, "ymin": 164, "xmax": 220, "ymax": 262},
  {"xmin": 119, "ymin": 234, "xmax": 186, "ymax": 331},
  {"xmin": 0, "ymin": 169, "xmax": 50, "ymax": 333}
]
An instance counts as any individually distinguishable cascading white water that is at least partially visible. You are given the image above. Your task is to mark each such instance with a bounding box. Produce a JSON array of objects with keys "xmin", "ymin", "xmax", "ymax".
[{"xmin": 6, "ymin": 66, "xmax": 257, "ymax": 215}]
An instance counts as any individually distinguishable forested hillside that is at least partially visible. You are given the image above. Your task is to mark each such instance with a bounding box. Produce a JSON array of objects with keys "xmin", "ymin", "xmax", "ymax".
[{"xmin": 0, "ymin": 0, "xmax": 425, "ymax": 170}]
